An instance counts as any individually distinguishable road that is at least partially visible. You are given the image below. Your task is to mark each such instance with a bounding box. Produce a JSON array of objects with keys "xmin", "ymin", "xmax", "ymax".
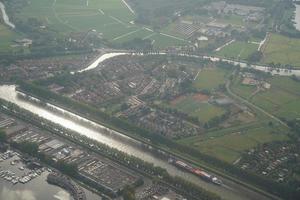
[{"xmin": 225, "ymin": 71, "xmax": 288, "ymax": 128}]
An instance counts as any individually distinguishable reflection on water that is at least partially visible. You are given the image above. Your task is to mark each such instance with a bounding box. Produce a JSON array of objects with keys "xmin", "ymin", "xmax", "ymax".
[
  {"xmin": 294, "ymin": 4, "xmax": 300, "ymax": 31},
  {"xmin": 54, "ymin": 190, "xmax": 71, "ymax": 200},
  {"xmin": 0, "ymin": 187, "xmax": 37, "ymax": 200},
  {"xmin": 0, "ymin": 85, "xmax": 269, "ymax": 200}
]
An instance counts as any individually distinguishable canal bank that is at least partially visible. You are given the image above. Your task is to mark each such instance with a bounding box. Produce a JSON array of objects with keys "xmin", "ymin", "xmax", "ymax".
[
  {"xmin": 0, "ymin": 1, "xmax": 15, "ymax": 29},
  {"xmin": 0, "ymin": 85, "xmax": 278, "ymax": 200},
  {"xmin": 294, "ymin": 3, "xmax": 300, "ymax": 31}
]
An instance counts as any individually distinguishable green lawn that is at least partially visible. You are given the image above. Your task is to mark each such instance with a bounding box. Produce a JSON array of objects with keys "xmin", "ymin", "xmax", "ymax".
[
  {"xmin": 149, "ymin": 33, "xmax": 188, "ymax": 48},
  {"xmin": 0, "ymin": 24, "xmax": 23, "ymax": 53},
  {"xmin": 216, "ymin": 41, "xmax": 258, "ymax": 60},
  {"xmin": 170, "ymin": 95, "xmax": 225, "ymax": 123},
  {"xmin": 193, "ymin": 67, "xmax": 229, "ymax": 91},
  {"xmin": 263, "ymin": 33, "xmax": 300, "ymax": 67},
  {"xmin": 216, "ymin": 15, "xmax": 245, "ymax": 27}
]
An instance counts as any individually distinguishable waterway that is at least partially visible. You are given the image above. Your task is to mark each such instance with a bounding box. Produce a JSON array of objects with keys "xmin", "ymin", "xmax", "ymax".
[
  {"xmin": 79, "ymin": 52, "xmax": 300, "ymax": 77},
  {"xmin": 0, "ymin": 85, "xmax": 273, "ymax": 200},
  {"xmin": 0, "ymin": 1, "xmax": 15, "ymax": 29},
  {"xmin": 77, "ymin": 52, "xmax": 127, "ymax": 73},
  {"xmin": 294, "ymin": 4, "xmax": 300, "ymax": 31}
]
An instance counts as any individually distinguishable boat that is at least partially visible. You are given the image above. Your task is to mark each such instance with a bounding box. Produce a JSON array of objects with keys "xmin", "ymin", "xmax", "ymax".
[{"xmin": 169, "ymin": 158, "xmax": 222, "ymax": 185}]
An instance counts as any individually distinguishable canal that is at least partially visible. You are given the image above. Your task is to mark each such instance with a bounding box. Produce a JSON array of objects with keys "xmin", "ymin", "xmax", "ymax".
[{"xmin": 0, "ymin": 85, "xmax": 273, "ymax": 200}]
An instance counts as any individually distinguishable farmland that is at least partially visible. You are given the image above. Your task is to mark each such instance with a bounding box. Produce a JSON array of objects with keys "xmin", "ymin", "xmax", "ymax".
[
  {"xmin": 179, "ymin": 123, "xmax": 289, "ymax": 163},
  {"xmin": 232, "ymin": 75, "xmax": 300, "ymax": 120},
  {"xmin": 262, "ymin": 33, "xmax": 300, "ymax": 68},
  {"xmin": 10, "ymin": 0, "xmax": 183, "ymax": 47}
]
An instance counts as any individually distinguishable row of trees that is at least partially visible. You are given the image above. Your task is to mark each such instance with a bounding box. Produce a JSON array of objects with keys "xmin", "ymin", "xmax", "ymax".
[
  {"xmin": 17, "ymin": 81, "xmax": 300, "ymax": 199},
  {"xmin": 0, "ymin": 98, "xmax": 220, "ymax": 200}
]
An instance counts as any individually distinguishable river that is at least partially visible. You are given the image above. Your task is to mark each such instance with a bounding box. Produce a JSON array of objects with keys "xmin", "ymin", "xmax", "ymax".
[
  {"xmin": 294, "ymin": 4, "xmax": 300, "ymax": 31},
  {"xmin": 78, "ymin": 52, "xmax": 300, "ymax": 77},
  {"xmin": 0, "ymin": 85, "xmax": 274, "ymax": 200},
  {"xmin": 0, "ymin": 1, "xmax": 15, "ymax": 29}
]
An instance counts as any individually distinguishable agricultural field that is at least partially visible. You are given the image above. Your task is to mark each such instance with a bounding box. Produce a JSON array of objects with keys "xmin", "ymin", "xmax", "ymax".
[
  {"xmin": 179, "ymin": 124, "xmax": 289, "ymax": 163},
  {"xmin": 231, "ymin": 79, "xmax": 257, "ymax": 100},
  {"xmin": 252, "ymin": 77, "xmax": 300, "ymax": 120},
  {"xmin": 13, "ymin": 0, "xmax": 182, "ymax": 47},
  {"xmin": 169, "ymin": 93, "xmax": 225, "ymax": 123},
  {"xmin": 193, "ymin": 67, "xmax": 229, "ymax": 91},
  {"xmin": 216, "ymin": 41, "xmax": 259, "ymax": 60},
  {"xmin": 262, "ymin": 33, "xmax": 300, "ymax": 67},
  {"xmin": 232, "ymin": 76, "xmax": 300, "ymax": 120}
]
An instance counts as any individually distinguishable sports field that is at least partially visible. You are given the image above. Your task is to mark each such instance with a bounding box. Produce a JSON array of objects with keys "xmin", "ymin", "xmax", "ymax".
[
  {"xmin": 193, "ymin": 67, "xmax": 229, "ymax": 91},
  {"xmin": 262, "ymin": 34, "xmax": 300, "ymax": 67},
  {"xmin": 169, "ymin": 94, "xmax": 225, "ymax": 123},
  {"xmin": 216, "ymin": 41, "xmax": 259, "ymax": 60},
  {"xmin": 15, "ymin": 0, "xmax": 185, "ymax": 47}
]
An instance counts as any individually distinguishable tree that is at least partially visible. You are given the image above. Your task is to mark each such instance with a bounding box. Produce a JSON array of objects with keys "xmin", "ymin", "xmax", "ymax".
[
  {"xmin": 247, "ymin": 51, "xmax": 263, "ymax": 63},
  {"xmin": 0, "ymin": 129, "xmax": 7, "ymax": 142},
  {"xmin": 122, "ymin": 186, "xmax": 136, "ymax": 200}
]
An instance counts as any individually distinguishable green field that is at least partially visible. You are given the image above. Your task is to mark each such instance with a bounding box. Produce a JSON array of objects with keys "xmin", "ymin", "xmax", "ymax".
[
  {"xmin": 252, "ymin": 77, "xmax": 300, "ymax": 120},
  {"xmin": 0, "ymin": 24, "xmax": 24, "ymax": 53},
  {"xmin": 216, "ymin": 41, "xmax": 259, "ymax": 60},
  {"xmin": 179, "ymin": 124, "xmax": 289, "ymax": 162},
  {"xmin": 263, "ymin": 34, "xmax": 300, "ymax": 67},
  {"xmin": 170, "ymin": 95, "xmax": 225, "ymax": 123},
  {"xmin": 13, "ymin": 0, "xmax": 183, "ymax": 47},
  {"xmin": 233, "ymin": 76, "xmax": 300, "ymax": 120},
  {"xmin": 193, "ymin": 67, "xmax": 229, "ymax": 90},
  {"xmin": 216, "ymin": 15, "xmax": 245, "ymax": 27}
]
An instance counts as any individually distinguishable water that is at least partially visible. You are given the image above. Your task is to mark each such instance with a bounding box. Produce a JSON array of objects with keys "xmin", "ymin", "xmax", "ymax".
[
  {"xmin": 0, "ymin": 85, "xmax": 273, "ymax": 200},
  {"xmin": 0, "ymin": 155, "xmax": 101, "ymax": 200},
  {"xmin": 0, "ymin": 1, "xmax": 15, "ymax": 29},
  {"xmin": 78, "ymin": 52, "xmax": 300, "ymax": 77},
  {"xmin": 294, "ymin": 4, "xmax": 300, "ymax": 31},
  {"xmin": 77, "ymin": 53, "xmax": 128, "ymax": 73}
]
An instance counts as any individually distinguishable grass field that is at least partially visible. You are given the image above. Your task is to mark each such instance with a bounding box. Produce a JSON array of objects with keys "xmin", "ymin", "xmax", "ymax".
[
  {"xmin": 169, "ymin": 94, "xmax": 225, "ymax": 123},
  {"xmin": 14, "ymin": 0, "xmax": 184, "ymax": 47},
  {"xmin": 179, "ymin": 124, "xmax": 289, "ymax": 162},
  {"xmin": 232, "ymin": 76, "xmax": 300, "ymax": 120},
  {"xmin": 251, "ymin": 77, "xmax": 300, "ymax": 120},
  {"xmin": 0, "ymin": 24, "xmax": 22, "ymax": 53},
  {"xmin": 216, "ymin": 41, "xmax": 258, "ymax": 60},
  {"xmin": 216, "ymin": 15, "xmax": 245, "ymax": 27},
  {"xmin": 193, "ymin": 67, "xmax": 229, "ymax": 91},
  {"xmin": 263, "ymin": 34, "xmax": 300, "ymax": 67}
]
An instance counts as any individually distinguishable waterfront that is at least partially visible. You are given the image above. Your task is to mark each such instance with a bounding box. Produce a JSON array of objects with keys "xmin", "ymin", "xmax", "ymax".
[
  {"xmin": 0, "ymin": 151, "xmax": 100, "ymax": 200},
  {"xmin": 0, "ymin": 1, "xmax": 15, "ymax": 29},
  {"xmin": 294, "ymin": 4, "xmax": 300, "ymax": 31},
  {"xmin": 0, "ymin": 85, "xmax": 273, "ymax": 200},
  {"xmin": 79, "ymin": 52, "xmax": 300, "ymax": 77}
]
